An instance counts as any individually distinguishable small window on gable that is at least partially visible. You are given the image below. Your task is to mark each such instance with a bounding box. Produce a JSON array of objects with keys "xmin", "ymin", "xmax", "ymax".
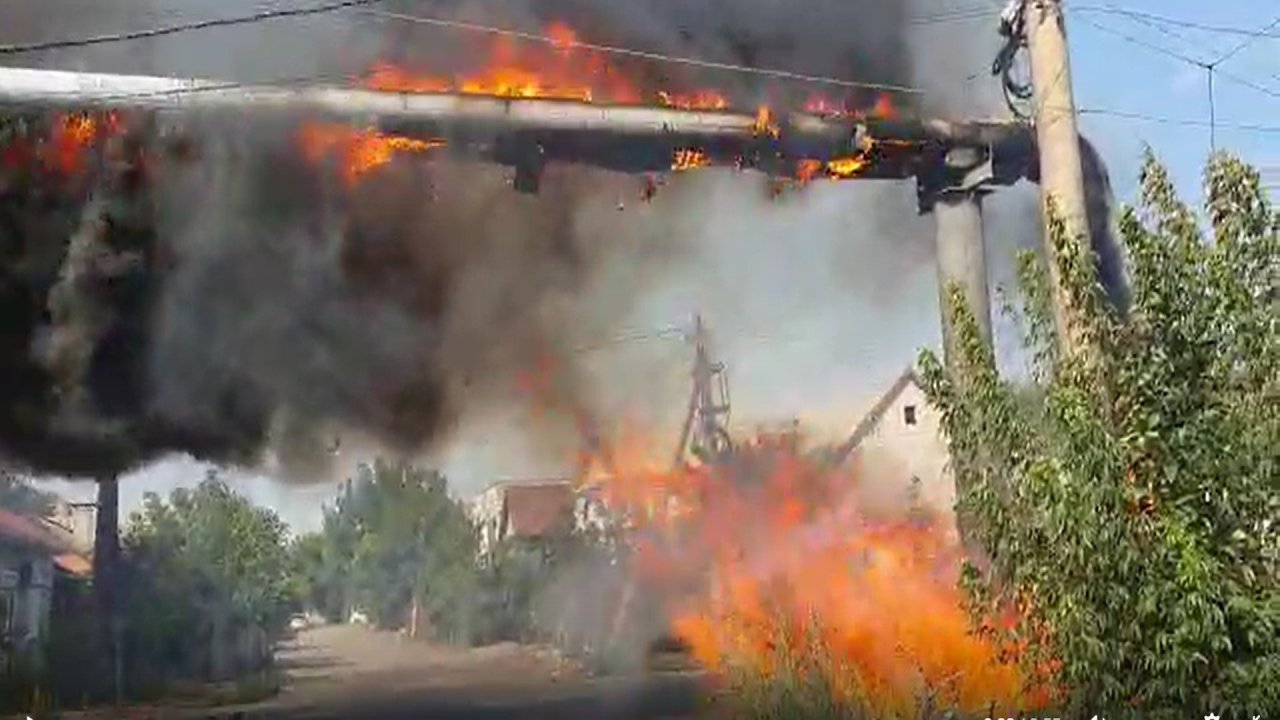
[{"xmin": 903, "ymin": 404, "xmax": 918, "ymax": 426}]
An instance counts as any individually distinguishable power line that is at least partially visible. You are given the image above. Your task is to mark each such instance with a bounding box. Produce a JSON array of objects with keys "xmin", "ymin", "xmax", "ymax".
[
  {"xmin": 908, "ymin": 8, "xmax": 998, "ymax": 25},
  {"xmin": 0, "ymin": 0, "xmax": 385, "ymax": 56},
  {"xmin": 1075, "ymin": 107, "xmax": 1280, "ymax": 134},
  {"xmin": 1071, "ymin": 13, "xmax": 1211, "ymax": 67},
  {"xmin": 1070, "ymin": 6, "xmax": 1280, "ymax": 39},
  {"xmin": 571, "ymin": 326, "xmax": 685, "ymax": 354},
  {"xmin": 1211, "ymin": 14, "xmax": 1280, "ymax": 67},
  {"xmin": 0, "ymin": 0, "xmax": 932, "ymax": 95},
  {"xmin": 18, "ymin": 63, "xmax": 1280, "ymax": 139},
  {"xmin": 356, "ymin": 7, "xmax": 927, "ymax": 95},
  {"xmin": 1072, "ymin": 13, "xmax": 1280, "ymax": 101}
]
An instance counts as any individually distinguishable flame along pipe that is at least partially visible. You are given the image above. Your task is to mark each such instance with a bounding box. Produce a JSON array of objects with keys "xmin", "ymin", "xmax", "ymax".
[
  {"xmin": 0, "ymin": 67, "xmax": 842, "ymax": 145},
  {"xmin": 0, "ymin": 66, "xmax": 1033, "ymax": 185}
]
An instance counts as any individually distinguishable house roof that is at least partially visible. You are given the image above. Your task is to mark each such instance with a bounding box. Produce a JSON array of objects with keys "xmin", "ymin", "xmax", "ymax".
[
  {"xmin": 828, "ymin": 366, "xmax": 923, "ymax": 468},
  {"xmin": 0, "ymin": 506, "xmax": 77, "ymax": 555},
  {"xmin": 54, "ymin": 552, "xmax": 93, "ymax": 577},
  {"xmin": 502, "ymin": 482, "xmax": 576, "ymax": 538}
]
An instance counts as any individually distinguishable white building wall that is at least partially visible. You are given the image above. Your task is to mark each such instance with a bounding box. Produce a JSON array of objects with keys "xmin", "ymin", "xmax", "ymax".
[
  {"xmin": 45, "ymin": 501, "xmax": 96, "ymax": 554},
  {"xmin": 469, "ymin": 486, "xmax": 506, "ymax": 559},
  {"xmin": 0, "ymin": 552, "xmax": 54, "ymax": 672},
  {"xmin": 848, "ymin": 381, "xmax": 956, "ymax": 536}
]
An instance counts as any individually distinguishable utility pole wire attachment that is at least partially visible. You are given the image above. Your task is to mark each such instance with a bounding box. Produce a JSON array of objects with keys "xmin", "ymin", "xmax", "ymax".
[{"xmin": 993, "ymin": 0, "xmax": 1033, "ymax": 119}]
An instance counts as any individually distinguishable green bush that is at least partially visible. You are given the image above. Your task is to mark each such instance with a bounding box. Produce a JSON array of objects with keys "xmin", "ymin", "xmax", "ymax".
[{"xmin": 920, "ymin": 153, "xmax": 1279, "ymax": 718}]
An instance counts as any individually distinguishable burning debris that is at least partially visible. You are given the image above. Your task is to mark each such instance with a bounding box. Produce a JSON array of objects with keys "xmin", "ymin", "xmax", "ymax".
[
  {"xmin": 670, "ymin": 148, "xmax": 709, "ymax": 172},
  {"xmin": 297, "ymin": 122, "xmax": 446, "ymax": 187}
]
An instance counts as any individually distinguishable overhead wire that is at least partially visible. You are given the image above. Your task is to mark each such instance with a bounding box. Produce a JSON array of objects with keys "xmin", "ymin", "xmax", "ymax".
[
  {"xmin": 1069, "ymin": 6, "xmax": 1280, "ymax": 39},
  {"xmin": 0, "ymin": 0, "xmax": 1274, "ymax": 140},
  {"xmin": 1210, "ymin": 14, "xmax": 1280, "ymax": 66},
  {"xmin": 907, "ymin": 7, "xmax": 999, "ymax": 25},
  {"xmin": 1068, "ymin": 9, "xmax": 1280, "ymax": 149},
  {"xmin": 354, "ymin": 7, "xmax": 927, "ymax": 95},
  {"xmin": 1070, "ymin": 12, "xmax": 1280, "ymax": 99},
  {"xmin": 0, "ymin": 0, "xmax": 386, "ymax": 56},
  {"xmin": 1074, "ymin": 107, "xmax": 1280, "ymax": 134}
]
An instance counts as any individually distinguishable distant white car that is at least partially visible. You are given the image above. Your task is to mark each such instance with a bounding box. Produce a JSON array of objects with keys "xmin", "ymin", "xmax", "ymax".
[
  {"xmin": 289, "ymin": 614, "xmax": 309, "ymax": 632},
  {"xmin": 348, "ymin": 609, "xmax": 370, "ymax": 626}
]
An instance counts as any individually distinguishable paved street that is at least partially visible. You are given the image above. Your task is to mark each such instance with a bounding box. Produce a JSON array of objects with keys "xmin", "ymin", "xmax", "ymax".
[{"xmin": 200, "ymin": 625, "xmax": 706, "ymax": 720}]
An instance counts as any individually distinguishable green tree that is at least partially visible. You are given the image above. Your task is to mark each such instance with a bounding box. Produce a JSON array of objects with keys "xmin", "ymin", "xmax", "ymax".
[
  {"xmin": 292, "ymin": 460, "xmax": 479, "ymax": 639},
  {"xmin": 124, "ymin": 470, "xmax": 295, "ymax": 685},
  {"xmin": 920, "ymin": 153, "xmax": 1279, "ymax": 717}
]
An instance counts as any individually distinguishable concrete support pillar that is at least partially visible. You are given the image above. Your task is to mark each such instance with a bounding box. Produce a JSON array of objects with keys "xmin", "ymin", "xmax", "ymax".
[{"xmin": 933, "ymin": 190, "xmax": 993, "ymax": 366}]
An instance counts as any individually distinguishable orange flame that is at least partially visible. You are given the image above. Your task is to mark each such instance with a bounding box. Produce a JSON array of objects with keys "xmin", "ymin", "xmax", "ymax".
[
  {"xmin": 571, "ymin": 427, "xmax": 1042, "ymax": 715},
  {"xmin": 804, "ymin": 92, "xmax": 897, "ymax": 120},
  {"xmin": 364, "ymin": 22, "xmax": 642, "ymax": 104},
  {"xmin": 795, "ymin": 158, "xmax": 823, "ymax": 183},
  {"xmin": 671, "ymin": 148, "xmax": 710, "ymax": 172},
  {"xmin": 751, "ymin": 105, "xmax": 781, "ymax": 138},
  {"xmin": 872, "ymin": 92, "xmax": 898, "ymax": 119},
  {"xmin": 825, "ymin": 155, "xmax": 869, "ymax": 179},
  {"xmin": 42, "ymin": 112, "xmax": 124, "ymax": 175},
  {"xmin": 364, "ymin": 21, "xmax": 736, "ymax": 110},
  {"xmin": 297, "ymin": 122, "xmax": 445, "ymax": 186},
  {"xmin": 658, "ymin": 90, "xmax": 731, "ymax": 111}
]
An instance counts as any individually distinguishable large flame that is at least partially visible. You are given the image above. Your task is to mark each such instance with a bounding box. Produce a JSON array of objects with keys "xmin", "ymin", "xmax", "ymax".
[
  {"xmin": 578, "ymin": 428, "xmax": 1042, "ymax": 716},
  {"xmin": 0, "ymin": 112, "xmax": 126, "ymax": 177},
  {"xmin": 363, "ymin": 21, "xmax": 729, "ymax": 111},
  {"xmin": 297, "ymin": 122, "xmax": 445, "ymax": 186},
  {"xmin": 804, "ymin": 92, "xmax": 899, "ymax": 120},
  {"xmin": 365, "ymin": 21, "xmax": 643, "ymax": 105}
]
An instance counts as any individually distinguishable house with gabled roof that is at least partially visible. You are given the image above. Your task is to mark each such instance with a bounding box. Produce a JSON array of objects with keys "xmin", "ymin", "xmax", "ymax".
[
  {"xmin": 0, "ymin": 505, "xmax": 92, "ymax": 675},
  {"xmin": 469, "ymin": 478, "xmax": 613, "ymax": 561},
  {"xmin": 829, "ymin": 367, "xmax": 957, "ymax": 535}
]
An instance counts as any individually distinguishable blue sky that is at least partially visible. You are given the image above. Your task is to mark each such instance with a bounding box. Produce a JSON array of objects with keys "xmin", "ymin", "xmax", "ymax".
[
  {"xmin": 1064, "ymin": 0, "xmax": 1279, "ymax": 201},
  {"xmin": 27, "ymin": 0, "xmax": 1280, "ymax": 533}
]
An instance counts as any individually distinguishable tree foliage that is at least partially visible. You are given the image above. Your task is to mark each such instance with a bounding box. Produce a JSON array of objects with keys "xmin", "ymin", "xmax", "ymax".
[
  {"xmin": 123, "ymin": 470, "xmax": 294, "ymax": 685},
  {"xmin": 920, "ymin": 153, "xmax": 1279, "ymax": 717},
  {"xmin": 291, "ymin": 460, "xmax": 479, "ymax": 639}
]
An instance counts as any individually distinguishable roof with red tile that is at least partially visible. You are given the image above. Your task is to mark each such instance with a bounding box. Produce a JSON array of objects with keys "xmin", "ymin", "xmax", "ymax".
[
  {"xmin": 0, "ymin": 506, "xmax": 76, "ymax": 555},
  {"xmin": 54, "ymin": 552, "xmax": 93, "ymax": 577},
  {"xmin": 503, "ymin": 482, "xmax": 576, "ymax": 539}
]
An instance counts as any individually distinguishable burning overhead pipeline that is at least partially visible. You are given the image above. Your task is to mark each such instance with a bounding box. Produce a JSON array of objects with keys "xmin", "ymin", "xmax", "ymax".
[
  {"xmin": 670, "ymin": 147, "xmax": 709, "ymax": 172},
  {"xmin": 297, "ymin": 122, "xmax": 446, "ymax": 187},
  {"xmin": 0, "ymin": 65, "xmax": 951, "ymax": 194},
  {"xmin": 1, "ymin": 110, "xmax": 128, "ymax": 178}
]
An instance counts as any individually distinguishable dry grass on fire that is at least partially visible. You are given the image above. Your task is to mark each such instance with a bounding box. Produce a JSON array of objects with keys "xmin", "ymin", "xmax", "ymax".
[{"xmin": 599, "ymin": 435, "xmax": 1034, "ymax": 720}]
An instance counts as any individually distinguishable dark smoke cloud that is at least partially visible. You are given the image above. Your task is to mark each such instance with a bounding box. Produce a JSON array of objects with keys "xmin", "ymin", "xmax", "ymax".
[
  {"xmin": 2, "ymin": 0, "xmax": 913, "ymax": 109},
  {"xmin": 0, "ymin": 0, "xmax": 922, "ymax": 481},
  {"xmin": 0, "ymin": 113, "xmax": 692, "ymax": 479},
  {"xmin": 469, "ymin": 0, "xmax": 913, "ymax": 104}
]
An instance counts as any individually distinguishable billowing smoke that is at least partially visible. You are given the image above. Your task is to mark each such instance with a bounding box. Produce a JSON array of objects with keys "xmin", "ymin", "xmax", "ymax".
[
  {"xmin": 0, "ymin": 110, "xmax": 712, "ymax": 479},
  {"xmin": 0, "ymin": 0, "xmax": 923, "ymax": 481}
]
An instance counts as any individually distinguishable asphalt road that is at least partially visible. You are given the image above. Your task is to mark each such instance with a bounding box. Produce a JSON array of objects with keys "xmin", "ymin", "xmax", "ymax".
[{"xmin": 206, "ymin": 625, "xmax": 707, "ymax": 720}]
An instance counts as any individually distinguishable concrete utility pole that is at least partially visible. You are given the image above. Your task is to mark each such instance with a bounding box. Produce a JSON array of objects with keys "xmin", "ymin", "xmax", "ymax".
[
  {"xmin": 92, "ymin": 474, "xmax": 123, "ymax": 704},
  {"xmin": 1022, "ymin": 0, "xmax": 1094, "ymax": 354},
  {"xmin": 933, "ymin": 189, "xmax": 993, "ymax": 362}
]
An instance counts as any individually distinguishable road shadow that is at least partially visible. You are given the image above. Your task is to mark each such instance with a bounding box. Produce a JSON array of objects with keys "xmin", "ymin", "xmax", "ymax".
[{"xmin": 253, "ymin": 672, "xmax": 707, "ymax": 720}]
